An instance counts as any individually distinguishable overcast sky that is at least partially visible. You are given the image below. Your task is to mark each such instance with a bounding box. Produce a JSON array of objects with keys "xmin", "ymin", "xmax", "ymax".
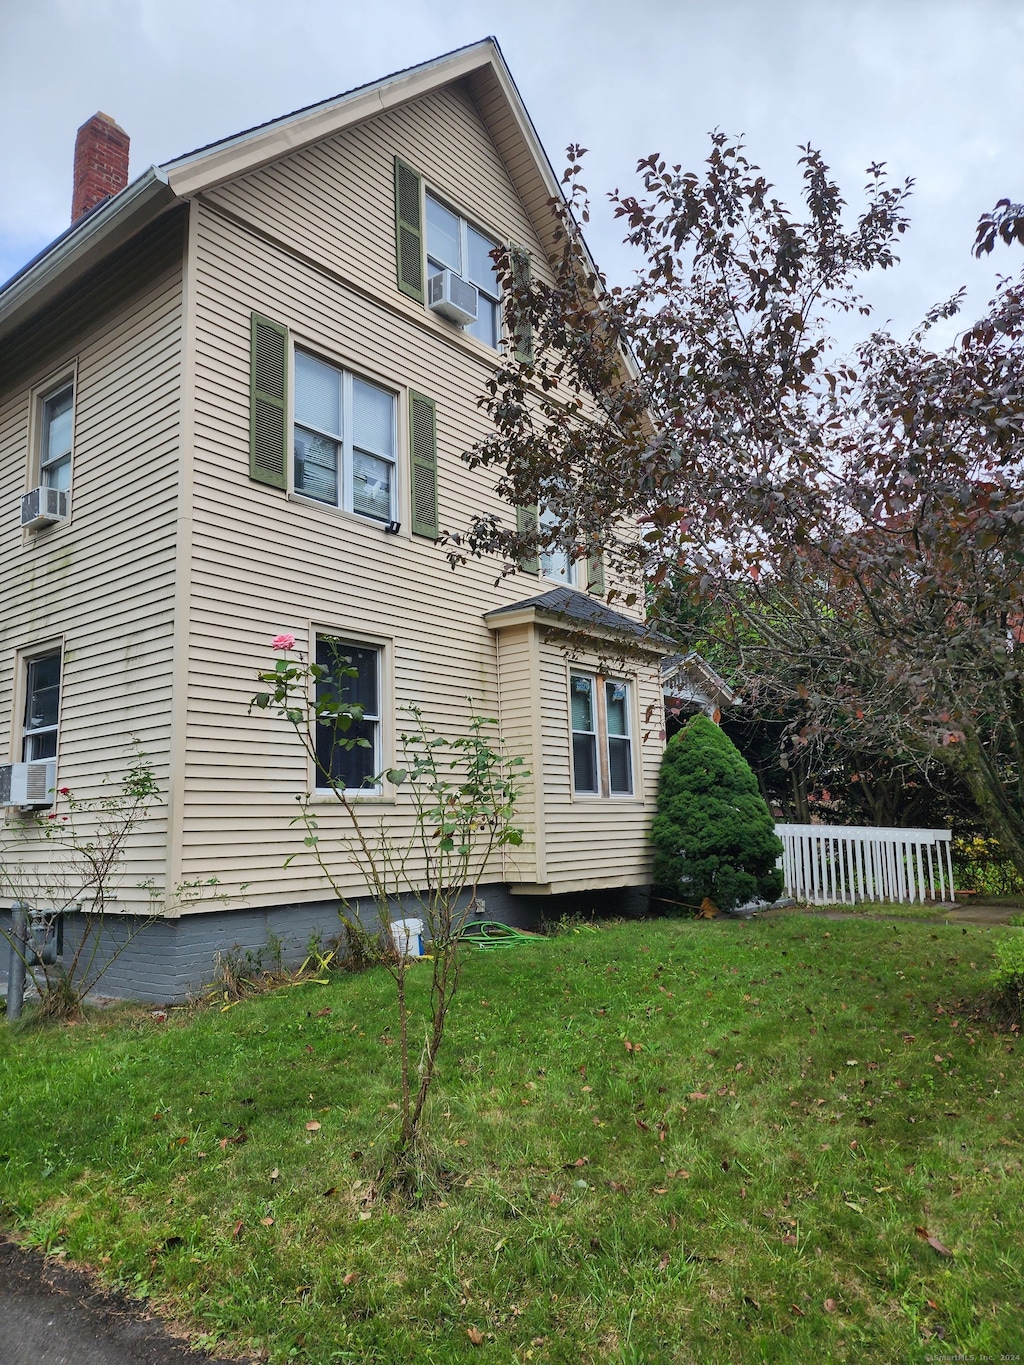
[{"xmin": 2, "ymin": 0, "xmax": 1022, "ymax": 349}]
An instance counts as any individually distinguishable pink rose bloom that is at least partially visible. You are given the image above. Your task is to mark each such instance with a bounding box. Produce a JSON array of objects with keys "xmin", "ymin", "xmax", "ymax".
[{"xmin": 271, "ymin": 633, "xmax": 296, "ymax": 651}]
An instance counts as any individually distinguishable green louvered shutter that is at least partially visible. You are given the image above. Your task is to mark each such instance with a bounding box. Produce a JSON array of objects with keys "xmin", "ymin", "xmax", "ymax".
[
  {"xmin": 510, "ymin": 246, "xmax": 533, "ymax": 364},
  {"xmin": 249, "ymin": 314, "xmax": 288, "ymax": 489},
  {"xmin": 587, "ymin": 548, "xmax": 606, "ymax": 596},
  {"xmin": 395, "ymin": 157, "xmax": 425, "ymax": 302},
  {"xmin": 516, "ymin": 504, "xmax": 539, "ymax": 576},
  {"xmin": 410, "ymin": 392, "xmax": 439, "ymax": 539}
]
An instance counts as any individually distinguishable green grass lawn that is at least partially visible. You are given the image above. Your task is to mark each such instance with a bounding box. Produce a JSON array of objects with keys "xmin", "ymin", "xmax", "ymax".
[{"xmin": 1, "ymin": 915, "xmax": 1022, "ymax": 1364}]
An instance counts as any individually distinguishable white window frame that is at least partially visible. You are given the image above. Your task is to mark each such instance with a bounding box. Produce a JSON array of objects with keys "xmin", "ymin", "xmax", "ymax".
[
  {"xmin": 539, "ymin": 505, "xmax": 579, "ymax": 587},
  {"xmin": 28, "ymin": 366, "xmax": 77, "ymax": 510},
  {"xmin": 603, "ymin": 678, "xmax": 634, "ymax": 797},
  {"xmin": 569, "ymin": 673, "xmax": 599, "ymax": 795},
  {"xmin": 20, "ymin": 645, "xmax": 62, "ymax": 766},
  {"xmin": 425, "ymin": 190, "xmax": 502, "ymax": 349},
  {"xmin": 569, "ymin": 671, "xmax": 636, "ymax": 799},
  {"xmin": 292, "ymin": 349, "xmax": 399, "ymax": 524},
  {"xmin": 312, "ymin": 635, "xmax": 385, "ymax": 797}
]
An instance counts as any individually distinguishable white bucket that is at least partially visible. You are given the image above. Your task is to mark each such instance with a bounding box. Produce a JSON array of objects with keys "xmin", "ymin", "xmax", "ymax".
[{"xmin": 391, "ymin": 917, "xmax": 424, "ymax": 958}]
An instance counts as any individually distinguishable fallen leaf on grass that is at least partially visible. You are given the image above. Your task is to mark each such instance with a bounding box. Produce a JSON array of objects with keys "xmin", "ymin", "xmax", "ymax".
[
  {"xmin": 232, "ymin": 1220, "xmax": 244, "ymax": 1240},
  {"xmin": 219, "ymin": 1129, "xmax": 248, "ymax": 1150},
  {"xmin": 671, "ymin": 1168, "xmax": 690, "ymax": 1179},
  {"xmin": 269, "ymin": 1168, "xmax": 280, "ymax": 1182},
  {"xmin": 915, "ymin": 1227, "xmax": 954, "ymax": 1256},
  {"xmin": 305, "ymin": 1121, "xmax": 321, "ymax": 1132},
  {"xmin": 343, "ymin": 1272, "xmax": 358, "ymax": 1286},
  {"xmin": 656, "ymin": 1252, "xmax": 670, "ymax": 1272},
  {"xmin": 824, "ymin": 1298, "xmax": 837, "ymax": 1313},
  {"xmin": 321, "ymin": 1186, "xmax": 337, "ymax": 1198},
  {"xmin": 260, "ymin": 1217, "xmax": 274, "ymax": 1227},
  {"xmin": 782, "ymin": 1234, "xmax": 797, "ymax": 1246},
  {"xmin": 687, "ymin": 1092, "xmax": 710, "ymax": 1101},
  {"xmin": 790, "ymin": 1304, "xmax": 805, "ymax": 1317},
  {"xmin": 466, "ymin": 1327, "xmax": 484, "ymax": 1346},
  {"xmin": 358, "ymin": 1211, "xmax": 372, "ymax": 1221}
]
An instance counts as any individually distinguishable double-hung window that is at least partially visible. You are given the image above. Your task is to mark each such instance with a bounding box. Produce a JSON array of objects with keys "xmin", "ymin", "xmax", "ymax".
[
  {"xmin": 314, "ymin": 637, "xmax": 381, "ymax": 793},
  {"xmin": 40, "ymin": 382, "xmax": 74, "ymax": 492},
  {"xmin": 23, "ymin": 650, "xmax": 61, "ymax": 763},
  {"xmin": 294, "ymin": 352, "xmax": 397, "ymax": 522},
  {"xmin": 425, "ymin": 194, "xmax": 501, "ymax": 349},
  {"xmin": 570, "ymin": 673, "xmax": 634, "ymax": 797},
  {"xmin": 539, "ymin": 505, "xmax": 577, "ymax": 586}
]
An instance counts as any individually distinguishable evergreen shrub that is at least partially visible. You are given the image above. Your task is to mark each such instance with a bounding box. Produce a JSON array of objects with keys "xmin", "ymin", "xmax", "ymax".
[{"xmin": 652, "ymin": 714, "xmax": 784, "ymax": 912}]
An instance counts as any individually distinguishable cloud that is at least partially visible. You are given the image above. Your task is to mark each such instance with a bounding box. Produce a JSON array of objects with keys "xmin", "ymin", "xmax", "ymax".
[{"xmin": 2, "ymin": 0, "xmax": 1022, "ymax": 334}]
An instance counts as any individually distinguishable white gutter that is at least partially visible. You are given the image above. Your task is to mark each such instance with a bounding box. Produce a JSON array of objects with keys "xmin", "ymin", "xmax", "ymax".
[{"xmin": 0, "ymin": 166, "xmax": 176, "ymax": 344}]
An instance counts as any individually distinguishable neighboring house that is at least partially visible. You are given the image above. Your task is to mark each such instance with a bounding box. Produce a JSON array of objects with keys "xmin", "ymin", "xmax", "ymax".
[
  {"xmin": 0, "ymin": 39, "xmax": 671, "ymax": 1002},
  {"xmin": 662, "ymin": 653, "xmax": 740, "ymax": 727}
]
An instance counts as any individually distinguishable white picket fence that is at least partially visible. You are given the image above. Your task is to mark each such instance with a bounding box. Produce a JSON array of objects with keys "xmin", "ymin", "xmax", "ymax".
[{"xmin": 776, "ymin": 823, "xmax": 955, "ymax": 905}]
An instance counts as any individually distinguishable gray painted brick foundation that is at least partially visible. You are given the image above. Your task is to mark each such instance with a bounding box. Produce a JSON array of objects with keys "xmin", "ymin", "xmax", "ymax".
[{"xmin": 1, "ymin": 884, "xmax": 652, "ymax": 1005}]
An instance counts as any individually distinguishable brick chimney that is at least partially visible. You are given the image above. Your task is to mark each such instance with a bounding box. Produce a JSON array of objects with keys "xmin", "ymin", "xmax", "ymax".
[{"xmin": 72, "ymin": 113, "xmax": 130, "ymax": 223}]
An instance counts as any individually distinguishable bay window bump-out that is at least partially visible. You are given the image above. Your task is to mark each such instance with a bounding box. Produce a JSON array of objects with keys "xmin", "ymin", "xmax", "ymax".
[
  {"xmin": 313, "ymin": 636, "xmax": 382, "ymax": 794},
  {"xmin": 569, "ymin": 671, "xmax": 635, "ymax": 798}
]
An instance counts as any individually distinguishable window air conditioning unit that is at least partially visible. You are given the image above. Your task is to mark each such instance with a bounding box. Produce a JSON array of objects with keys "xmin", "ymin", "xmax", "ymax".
[
  {"xmin": 21, "ymin": 486, "xmax": 68, "ymax": 530},
  {"xmin": 427, "ymin": 270, "xmax": 479, "ymax": 326},
  {"xmin": 0, "ymin": 760, "xmax": 57, "ymax": 809}
]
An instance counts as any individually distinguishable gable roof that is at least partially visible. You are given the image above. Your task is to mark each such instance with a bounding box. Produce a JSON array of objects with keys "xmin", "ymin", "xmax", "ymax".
[{"xmin": 0, "ymin": 38, "xmax": 579, "ymax": 346}]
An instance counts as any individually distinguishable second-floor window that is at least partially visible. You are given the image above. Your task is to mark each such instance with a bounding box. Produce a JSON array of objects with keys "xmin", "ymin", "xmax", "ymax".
[
  {"xmin": 40, "ymin": 381, "xmax": 74, "ymax": 492},
  {"xmin": 539, "ymin": 505, "xmax": 578, "ymax": 586},
  {"xmin": 293, "ymin": 352, "xmax": 397, "ymax": 522},
  {"xmin": 425, "ymin": 193, "xmax": 501, "ymax": 349},
  {"xmin": 23, "ymin": 650, "xmax": 61, "ymax": 763}
]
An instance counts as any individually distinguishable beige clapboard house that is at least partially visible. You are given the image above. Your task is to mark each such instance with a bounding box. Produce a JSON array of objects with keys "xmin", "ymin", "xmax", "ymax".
[{"xmin": 0, "ymin": 39, "xmax": 670, "ymax": 1000}]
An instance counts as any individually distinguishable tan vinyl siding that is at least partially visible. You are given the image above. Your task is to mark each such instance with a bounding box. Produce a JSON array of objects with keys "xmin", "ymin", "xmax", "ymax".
[
  {"xmin": 492, "ymin": 622, "xmax": 542, "ymax": 885},
  {"xmin": 204, "ymin": 82, "xmax": 554, "ymax": 330},
  {"xmin": 0, "ymin": 221, "xmax": 184, "ymax": 909},
  {"xmin": 175, "ymin": 82, "xmax": 658, "ymax": 909}
]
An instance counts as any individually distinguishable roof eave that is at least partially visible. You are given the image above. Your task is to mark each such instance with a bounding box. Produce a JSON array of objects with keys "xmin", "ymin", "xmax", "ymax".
[
  {"xmin": 485, "ymin": 602, "xmax": 673, "ymax": 655},
  {"xmin": 0, "ymin": 167, "xmax": 176, "ymax": 345},
  {"xmin": 162, "ymin": 40, "xmax": 512, "ymax": 198}
]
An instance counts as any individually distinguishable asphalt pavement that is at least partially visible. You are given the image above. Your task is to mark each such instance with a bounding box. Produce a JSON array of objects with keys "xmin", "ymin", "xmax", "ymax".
[{"xmin": 0, "ymin": 1237, "xmax": 250, "ymax": 1365}]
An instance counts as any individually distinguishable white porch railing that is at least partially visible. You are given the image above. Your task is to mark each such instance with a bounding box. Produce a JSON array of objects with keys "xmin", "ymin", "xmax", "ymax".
[{"xmin": 775, "ymin": 823, "xmax": 955, "ymax": 905}]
